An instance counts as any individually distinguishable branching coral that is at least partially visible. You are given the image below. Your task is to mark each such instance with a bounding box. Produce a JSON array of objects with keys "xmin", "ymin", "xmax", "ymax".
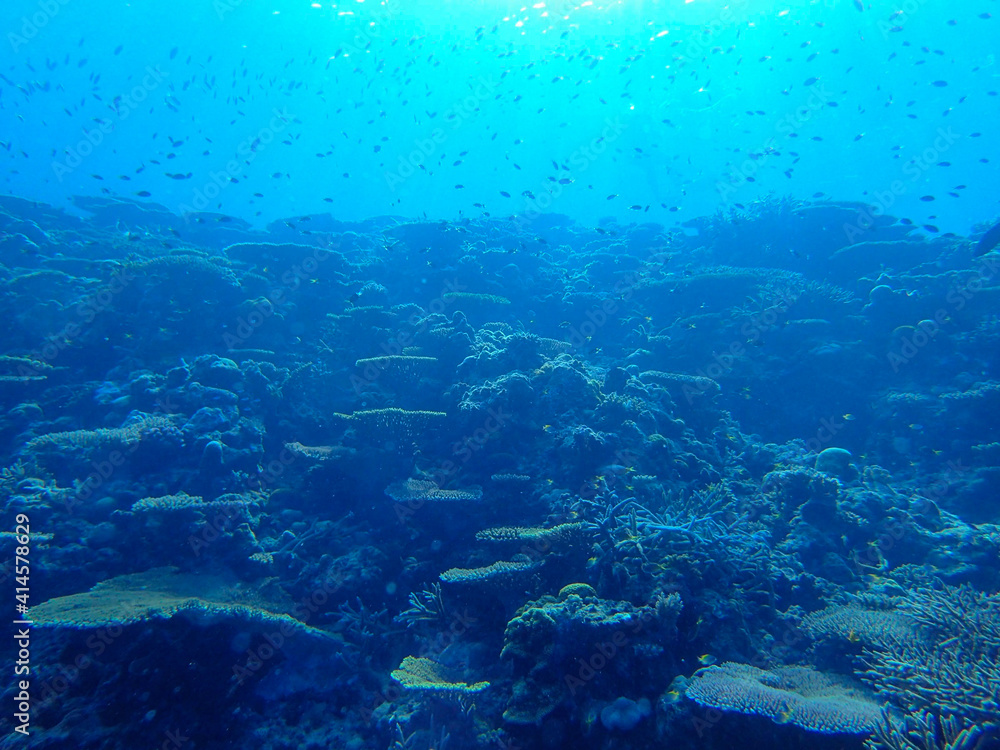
[
  {"xmin": 866, "ymin": 710, "xmax": 997, "ymax": 750},
  {"xmin": 806, "ymin": 583, "xmax": 1000, "ymax": 748},
  {"xmin": 860, "ymin": 585, "xmax": 1000, "ymax": 727}
]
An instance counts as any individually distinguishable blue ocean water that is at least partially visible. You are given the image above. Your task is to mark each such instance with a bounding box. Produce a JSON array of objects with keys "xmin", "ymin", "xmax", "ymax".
[{"xmin": 1, "ymin": 1, "xmax": 999, "ymax": 749}]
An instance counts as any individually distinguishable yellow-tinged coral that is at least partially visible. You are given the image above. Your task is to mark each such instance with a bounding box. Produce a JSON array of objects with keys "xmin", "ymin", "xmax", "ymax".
[
  {"xmin": 686, "ymin": 662, "xmax": 881, "ymax": 735},
  {"xmin": 440, "ymin": 559, "xmax": 540, "ymax": 584},
  {"xmin": 475, "ymin": 523, "xmax": 588, "ymax": 544},
  {"xmin": 386, "ymin": 478, "xmax": 483, "ymax": 503},
  {"xmin": 557, "ymin": 583, "xmax": 598, "ymax": 600},
  {"xmin": 249, "ymin": 552, "xmax": 274, "ymax": 566},
  {"xmin": 131, "ymin": 491, "xmax": 265, "ymax": 513},
  {"xmin": 0, "ymin": 355, "xmax": 53, "ymax": 382},
  {"xmin": 0, "ymin": 531, "xmax": 53, "ymax": 548},
  {"xmin": 390, "ymin": 656, "xmax": 489, "ymax": 693},
  {"xmin": 490, "ymin": 473, "xmax": 532, "ymax": 483},
  {"xmin": 26, "ymin": 567, "xmax": 332, "ymax": 638},
  {"xmin": 26, "ymin": 415, "xmax": 177, "ymax": 454}
]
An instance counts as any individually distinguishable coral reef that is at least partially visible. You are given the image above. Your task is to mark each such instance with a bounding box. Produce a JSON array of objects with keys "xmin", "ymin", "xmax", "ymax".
[{"xmin": 685, "ymin": 662, "xmax": 882, "ymax": 734}]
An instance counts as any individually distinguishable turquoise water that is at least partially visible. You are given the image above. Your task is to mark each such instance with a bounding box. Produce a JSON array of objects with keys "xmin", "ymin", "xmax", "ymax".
[
  {"xmin": 4, "ymin": 0, "xmax": 997, "ymax": 231},
  {"xmin": 2, "ymin": 2, "xmax": 1000, "ymax": 750}
]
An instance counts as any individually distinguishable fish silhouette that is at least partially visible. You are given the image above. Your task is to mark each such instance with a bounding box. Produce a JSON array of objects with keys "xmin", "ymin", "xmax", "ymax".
[{"xmin": 974, "ymin": 221, "xmax": 1000, "ymax": 257}]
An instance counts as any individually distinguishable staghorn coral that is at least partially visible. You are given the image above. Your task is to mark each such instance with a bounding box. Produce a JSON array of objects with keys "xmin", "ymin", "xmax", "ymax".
[
  {"xmin": 860, "ymin": 584, "xmax": 1000, "ymax": 727},
  {"xmin": 27, "ymin": 566, "xmax": 333, "ymax": 638},
  {"xmin": 390, "ymin": 656, "xmax": 489, "ymax": 693},
  {"xmin": 866, "ymin": 709, "xmax": 997, "ymax": 750},
  {"xmin": 394, "ymin": 583, "xmax": 447, "ymax": 629},
  {"xmin": 685, "ymin": 662, "xmax": 882, "ymax": 735},
  {"xmin": 806, "ymin": 583, "xmax": 1000, "ymax": 745}
]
